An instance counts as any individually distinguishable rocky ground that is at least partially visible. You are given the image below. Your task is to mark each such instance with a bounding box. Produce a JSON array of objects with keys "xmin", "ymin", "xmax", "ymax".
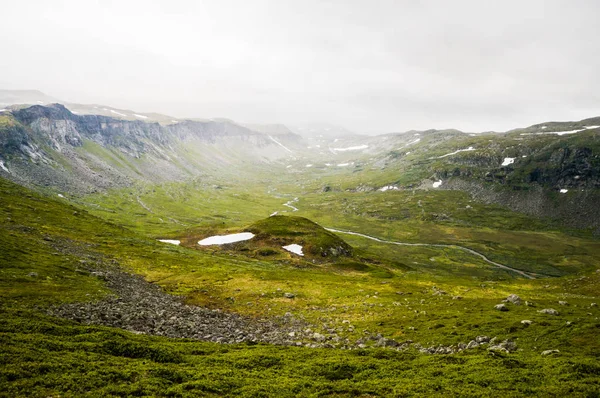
[{"xmin": 48, "ymin": 264, "xmax": 518, "ymax": 354}]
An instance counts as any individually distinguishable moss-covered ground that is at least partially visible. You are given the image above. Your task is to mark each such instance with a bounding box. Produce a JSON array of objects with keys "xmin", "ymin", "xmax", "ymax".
[{"xmin": 2, "ymin": 169, "xmax": 600, "ymax": 396}]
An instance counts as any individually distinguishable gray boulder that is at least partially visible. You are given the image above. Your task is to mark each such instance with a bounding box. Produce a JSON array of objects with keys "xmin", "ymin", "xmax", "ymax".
[{"xmin": 539, "ymin": 308, "xmax": 559, "ymax": 315}]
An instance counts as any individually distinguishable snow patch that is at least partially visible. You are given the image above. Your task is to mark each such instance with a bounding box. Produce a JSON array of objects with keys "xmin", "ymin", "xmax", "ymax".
[
  {"xmin": 110, "ymin": 110, "xmax": 127, "ymax": 117},
  {"xmin": 379, "ymin": 185, "xmax": 399, "ymax": 192},
  {"xmin": 270, "ymin": 211, "xmax": 278, "ymax": 217},
  {"xmin": 286, "ymin": 165, "xmax": 292, "ymax": 168},
  {"xmin": 432, "ymin": 180, "xmax": 443, "ymax": 188},
  {"xmin": 337, "ymin": 163, "xmax": 350, "ymax": 167},
  {"xmin": 282, "ymin": 244, "xmax": 304, "ymax": 256},
  {"xmin": 501, "ymin": 157, "xmax": 515, "ymax": 167},
  {"xmin": 198, "ymin": 232, "xmax": 255, "ymax": 246},
  {"xmin": 269, "ymin": 135, "xmax": 293, "ymax": 153},
  {"xmin": 305, "ymin": 164, "xmax": 313, "ymax": 168},
  {"xmin": 0, "ymin": 109, "xmax": 6, "ymax": 112},
  {"xmin": 559, "ymin": 189, "xmax": 568, "ymax": 194},
  {"xmin": 57, "ymin": 194, "xmax": 64, "ymax": 198},
  {"xmin": 331, "ymin": 145, "xmax": 368, "ymax": 152},
  {"xmin": 0, "ymin": 161, "xmax": 8, "ymax": 172},
  {"xmin": 158, "ymin": 239, "xmax": 181, "ymax": 245},
  {"xmin": 436, "ymin": 146, "xmax": 475, "ymax": 159},
  {"xmin": 134, "ymin": 114, "xmax": 148, "ymax": 119},
  {"xmin": 541, "ymin": 126, "xmax": 547, "ymax": 129}
]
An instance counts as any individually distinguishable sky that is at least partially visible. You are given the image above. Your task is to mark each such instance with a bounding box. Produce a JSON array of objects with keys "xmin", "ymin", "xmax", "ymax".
[{"xmin": 1, "ymin": 0, "xmax": 599, "ymax": 134}]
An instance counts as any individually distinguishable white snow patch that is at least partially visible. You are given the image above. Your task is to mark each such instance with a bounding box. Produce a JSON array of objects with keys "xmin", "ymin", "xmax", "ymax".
[
  {"xmin": 282, "ymin": 244, "xmax": 304, "ymax": 256},
  {"xmin": 71, "ymin": 111, "xmax": 79, "ymax": 114},
  {"xmin": 0, "ymin": 161, "xmax": 8, "ymax": 172},
  {"xmin": 158, "ymin": 239, "xmax": 181, "ymax": 245},
  {"xmin": 134, "ymin": 114, "xmax": 148, "ymax": 119},
  {"xmin": 269, "ymin": 135, "xmax": 293, "ymax": 153},
  {"xmin": 522, "ymin": 155, "xmax": 527, "ymax": 158},
  {"xmin": 405, "ymin": 151, "xmax": 411, "ymax": 155},
  {"xmin": 432, "ymin": 180, "xmax": 443, "ymax": 188},
  {"xmin": 57, "ymin": 194, "xmax": 64, "ymax": 198},
  {"xmin": 379, "ymin": 185, "xmax": 399, "ymax": 192},
  {"xmin": 337, "ymin": 163, "xmax": 350, "ymax": 167},
  {"xmin": 270, "ymin": 211, "xmax": 278, "ymax": 217},
  {"xmin": 436, "ymin": 146, "xmax": 475, "ymax": 159},
  {"xmin": 110, "ymin": 110, "xmax": 127, "ymax": 117},
  {"xmin": 0, "ymin": 109, "xmax": 6, "ymax": 112},
  {"xmin": 325, "ymin": 163, "xmax": 332, "ymax": 166},
  {"xmin": 559, "ymin": 189, "xmax": 569, "ymax": 194},
  {"xmin": 286, "ymin": 165, "xmax": 292, "ymax": 168},
  {"xmin": 332, "ymin": 145, "xmax": 368, "ymax": 152},
  {"xmin": 501, "ymin": 157, "xmax": 515, "ymax": 167},
  {"xmin": 541, "ymin": 126, "xmax": 547, "ymax": 129},
  {"xmin": 523, "ymin": 126, "xmax": 600, "ymax": 136},
  {"xmin": 305, "ymin": 164, "xmax": 313, "ymax": 168},
  {"xmin": 198, "ymin": 232, "xmax": 255, "ymax": 246}
]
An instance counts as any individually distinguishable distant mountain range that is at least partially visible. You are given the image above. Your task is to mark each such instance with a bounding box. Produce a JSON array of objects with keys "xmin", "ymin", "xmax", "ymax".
[{"xmin": 1, "ymin": 89, "xmax": 599, "ymax": 232}]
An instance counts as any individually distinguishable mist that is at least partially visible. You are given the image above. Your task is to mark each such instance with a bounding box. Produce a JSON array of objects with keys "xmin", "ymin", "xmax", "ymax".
[{"xmin": 1, "ymin": 0, "xmax": 599, "ymax": 133}]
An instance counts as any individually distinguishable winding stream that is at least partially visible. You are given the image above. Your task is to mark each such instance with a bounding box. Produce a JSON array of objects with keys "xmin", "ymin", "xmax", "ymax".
[{"xmin": 325, "ymin": 228, "xmax": 536, "ymax": 279}]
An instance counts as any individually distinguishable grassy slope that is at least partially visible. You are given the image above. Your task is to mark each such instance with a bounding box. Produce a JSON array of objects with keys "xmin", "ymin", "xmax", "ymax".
[{"xmin": 2, "ymin": 176, "xmax": 600, "ymax": 396}]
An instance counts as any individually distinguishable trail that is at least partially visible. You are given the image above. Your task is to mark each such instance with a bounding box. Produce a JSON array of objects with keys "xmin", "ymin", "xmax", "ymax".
[{"xmin": 325, "ymin": 228, "xmax": 536, "ymax": 279}]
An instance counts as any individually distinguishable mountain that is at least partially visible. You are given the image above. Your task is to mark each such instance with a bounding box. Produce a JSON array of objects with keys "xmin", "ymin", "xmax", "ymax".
[
  {"xmin": 0, "ymin": 103, "xmax": 304, "ymax": 193},
  {"xmin": 0, "ymin": 89, "xmax": 60, "ymax": 107}
]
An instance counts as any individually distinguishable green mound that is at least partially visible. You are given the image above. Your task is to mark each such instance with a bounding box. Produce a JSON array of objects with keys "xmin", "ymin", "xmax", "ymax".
[{"xmin": 246, "ymin": 215, "xmax": 353, "ymax": 260}]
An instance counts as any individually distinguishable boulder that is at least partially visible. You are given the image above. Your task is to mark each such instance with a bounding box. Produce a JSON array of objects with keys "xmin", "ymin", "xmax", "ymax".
[
  {"xmin": 505, "ymin": 294, "xmax": 522, "ymax": 305},
  {"xmin": 521, "ymin": 320, "xmax": 533, "ymax": 326},
  {"xmin": 495, "ymin": 304, "xmax": 509, "ymax": 311},
  {"xmin": 539, "ymin": 308, "xmax": 559, "ymax": 315},
  {"xmin": 541, "ymin": 349, "xmax": 560, "ymax": 356}
]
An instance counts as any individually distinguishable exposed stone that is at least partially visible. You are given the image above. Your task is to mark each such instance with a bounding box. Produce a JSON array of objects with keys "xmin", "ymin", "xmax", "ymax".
[
  {"xmin": 521, "ymin": 320, "xmax": 533, "ymax": 325},
  {"xmin": 494, "ymin": 304, "xmax": 509, "ymax": 311},
  {"xmin": 283, "ymin": 292, "xmax": 295, "ymax": 299},
  {"xmin": 505, "ymin": 294, "xmax": 522, "ymax": 305},
  {"xmin": 539, "ymin": 308, "xmax": 559, "ymax": 315},
  {"xmin": 558, "ymin": 301, "xmax": 568, "ymax": 306},
  {"xmin": 541, "ymin": 349, "xmax": 560, "ymax": 356},
  {"xmin": 467, "ymin": 340, "xmax": 479, "ymax": 349}
]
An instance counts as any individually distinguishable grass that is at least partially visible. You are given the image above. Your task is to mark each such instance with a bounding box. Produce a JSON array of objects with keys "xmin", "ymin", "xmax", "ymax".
[{"xmin": 1, "ymin": 164, "xmax": 600, "ymax": 396}]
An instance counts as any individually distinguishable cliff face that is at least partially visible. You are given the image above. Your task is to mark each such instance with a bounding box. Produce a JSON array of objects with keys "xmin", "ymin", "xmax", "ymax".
[{"xmin": 0, "ymin": 104, "xmax": 301, "ymax": 193}]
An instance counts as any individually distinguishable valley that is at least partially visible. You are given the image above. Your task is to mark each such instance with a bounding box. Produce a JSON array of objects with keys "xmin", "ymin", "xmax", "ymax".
[{"xmin": 1, "ymin": 99, "xmax": 600, "ymax": 397}]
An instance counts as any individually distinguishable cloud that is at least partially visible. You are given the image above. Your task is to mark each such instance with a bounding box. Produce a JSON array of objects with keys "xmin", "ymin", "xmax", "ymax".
[{"xmin": 0, "ymin": 0, "xmax": 598, "ymax": 133}]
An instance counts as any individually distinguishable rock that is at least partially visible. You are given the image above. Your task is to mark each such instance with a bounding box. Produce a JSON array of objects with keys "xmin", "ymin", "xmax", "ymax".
[
  {"xmin": 591, "ymin": 303, "xmax": 597, "ymax": 307},
  {"xmin": 452, "ymin": 296, "xmax": 463, "ymax": 300},
  {"xmin": 27, "ymin": 272, "xmax": 38, "ymax": 277},
  {"xmin": 506, "ymin": 294, "xmax": 522, "ymax": 305},
  {"xmin": 539, "ymin": 308, "xmax": 559, "ymax": 315},
  {"xmin": 525, "ymin": 301, "xmax": 535, "ymax": 307},
  {"xmin": 476, "ymin": 336, "xmax": 490, "ymax": 343},
  {"xmin": 558, "ymin": 301, "xmax": 568, "ymax": 306},
  {"xmin": 466, "ymin": 340, "xmax": 479, "ymax": 349},
  {"xmin": 283, "ymin": 292, "xmax": 295, "ymax": 299},
  {"xmin": 312, "ymin": 333, "xmax": 325, "ymax": 342},
  {"xmin": 541, "ymin": 349, "xmax": 560, "ymax": 356},
  {"xmin": 494, "ymin": 304, "xmax": 509, "ymax": 311},
  {"xmin": 521, "ymin": 320, "xmax": 533, "ymax": 325},
  {"xmin": 489, "ymin": 339, "xmax": 517, "ymax": 353}
]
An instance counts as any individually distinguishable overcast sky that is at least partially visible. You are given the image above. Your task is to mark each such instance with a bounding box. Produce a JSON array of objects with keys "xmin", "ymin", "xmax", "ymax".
[{"xmin": 1, "ymin": 0, "xmax": 599, "ymax": 133}]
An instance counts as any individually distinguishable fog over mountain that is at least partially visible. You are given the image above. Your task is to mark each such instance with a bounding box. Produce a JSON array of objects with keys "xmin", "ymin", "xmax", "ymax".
[{"xmin": 1, "ymin": 0, "xmax": 599, "ymax": 133}]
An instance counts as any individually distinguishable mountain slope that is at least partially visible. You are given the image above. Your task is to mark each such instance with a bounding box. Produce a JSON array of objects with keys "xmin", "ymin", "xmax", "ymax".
[{"xmin": 0, "ymin": 104, "xmax": 303, "ymax": 193}]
